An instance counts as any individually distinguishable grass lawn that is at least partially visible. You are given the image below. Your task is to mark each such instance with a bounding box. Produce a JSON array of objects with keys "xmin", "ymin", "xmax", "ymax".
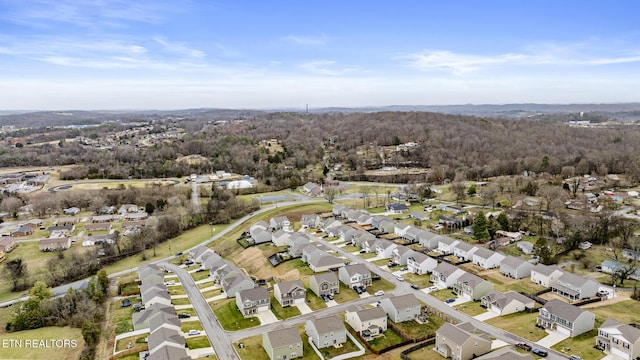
[
  {"xmin": 485, "ymin": 312, "xmax": 548, "ymax": 341},
  {"xmin": 454, "ymin": 301, "xmax": 489, "ymax": 317},
  {"xmin": 211, "ymin": 299, "xmax": 261, "ymax": 331},
  {"xmin": 186, "ymin": 335, "xmax": 211, "ymax": 350},
  {"xmin": 305, "ymin": 292, "xmax": 328, "ymax": 311},
  {"xmin": 402, "ymin": 273, "xmax": 434, "ymax": 289},
  {"xmin": 176, "ymin": 308, "xmax": 197, "ymax": 317},
  {"xmin": 368, "ymin": 328, "xmax": 405, "ymax": 352},
  {"xmin": 115, "ymin": 334, "xmax": 148, "ymax": 352},
  {"xmin": 318, "ymin": 335, "xmax": 361, "ymax": 359},
  {"xmin": 372, "ymin": 258, "xmax": 390, "ymax": 266},
  {"xmin": 0, "ymin": 326, "xmax": 84, "ymax": 360},
  {"xmin": 201, "ymin": 288, "xmax": 222, "ymax": 299},
  {"xmin": 341, "ymin": 245, "xmax": 361, "ymax": 253},
  {"xmin": 485, "ymin": 272, "xmax": 546, "ymax": 294},
  {"xmin": 191, "ymin": 271, "xmax": 211, "ymax": 282},
  {"xmin": 406, "ymin": 344, "xmax": 436, "ymax": 360},
  {"xmin": 358, "ymin": 252, "xmax": 378, "ymax": 259},
  {"xmin": 367, "ymin": 278, "xmax": 396, "ymax": 294},
  {"xmin": 392, "ymin": 317, "xmax": 444, "ymax": 338},
  {"xmin": 234, "ymin": 335, "xmax": 270, "ymax": 360},
  {"xmin": 589, "ymin": 300, "xmax": 640, "ymax": 324},
  {"xmin": 168, "ymin": 286, "xmax": 186, "ymax": 296},
  {"xmin": 270, "ymin": 295, "xmax": 302, "ymax": 319},
  {"xmin": 111, "ymin": 296, "xmax": 140, "ymax": 334},
  {"xmin": 181, "ymin": 320, "xmax": 204, "ymax": 332},
  {"xmin": 430, "ymin": 288, "xmax": 458, "ymax": 302},
  {"xmin": 551, "ymin": 327, "xmax": 603, "ymax": 360},
  {"xmin": 171, "ymin": 297, "xmax": 192, "ymax": 306},
  {"xmin": 333, "ymin": 283, "xmax": 361, "ymax": 303},
  {"xmin": 197, "ymin": 281, "xmax": 215, "ymax": 289}
]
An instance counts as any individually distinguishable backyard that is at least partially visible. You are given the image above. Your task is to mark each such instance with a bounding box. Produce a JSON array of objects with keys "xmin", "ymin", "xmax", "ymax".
[
  {"xmin": 211, "ymin": 299, "xmax": 261, "ymax": 331},
  {"xmin": 485, "ymin": 312, "xmax": 548, "ymax": 341}
]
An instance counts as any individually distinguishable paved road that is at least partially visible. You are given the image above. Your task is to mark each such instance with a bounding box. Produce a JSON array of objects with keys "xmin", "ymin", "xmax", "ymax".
[{"xmin": 164, "ymin": 263, "xmax": 237, "ymax": 360}]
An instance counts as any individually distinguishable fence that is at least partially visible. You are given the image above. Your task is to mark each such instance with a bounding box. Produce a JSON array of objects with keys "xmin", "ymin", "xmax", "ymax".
[{"xmin": 400, "ymin": 337, "xmax": 436, "ymax": 360}]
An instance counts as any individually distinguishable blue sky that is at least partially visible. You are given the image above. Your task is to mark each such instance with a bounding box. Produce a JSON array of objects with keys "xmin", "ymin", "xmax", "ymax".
[{"xmin": 1, "ymin": 0, "xmax": 639, "ymax": 110}]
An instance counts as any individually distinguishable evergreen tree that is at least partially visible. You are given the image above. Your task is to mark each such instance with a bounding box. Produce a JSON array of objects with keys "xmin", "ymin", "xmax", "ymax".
[
  {"xmin": 496, "ymin": 212, "xmax": 510, "ymax": 231},
  {"xmin": 473, "ymin": 211, "xmax": 490, "ymax": 241}
]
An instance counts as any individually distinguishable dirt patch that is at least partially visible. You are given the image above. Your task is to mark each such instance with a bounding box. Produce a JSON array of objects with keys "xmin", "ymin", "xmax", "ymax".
[
  {"xmin": 234, "ymin": 247, "xmax": 272, "ymax": 279},
  {"xmin": 582, "ymin": 290, "xmax": 632, "ymax": 309}
]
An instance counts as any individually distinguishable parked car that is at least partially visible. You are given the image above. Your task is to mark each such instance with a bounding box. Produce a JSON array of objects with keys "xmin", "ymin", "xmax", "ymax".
[
  {"xmin": 359, "ymin": 250, "xmax": 366, "ymax": 254},
  {"xmin": 184, "ymin": 260, "xmax": 194, "ymax": 266},
  {"xmin": 395, "ymin": 275, "xmax": 404, "ymax": 282},
  {"xmin": 410, "ymin": 284, "xmax": 420, "ymax": 290},
  {"xmin": 178, "ymin": 313, "xmax": 191, "ymax": 319},
  {"xmin": 187, "ymin": 330, "xmax": 200, "ymax": 336},
  {"xmin": 121, "ymin": 299, "xmax": 131, "ymax": 307},
  {"xmin": 166, "ymin": 280, "xmax": 175, "ymax": 286},
  {"xmin": 427, "ymin": 286, "xmax": 438, "ymax": 292},
  {"xmin": 375, "ymin": 290, "xmax": 385, "ymax": 296},
  {"xmin": 569, "ymin": 356, "xmax": 582, "ymax": 360},
  {"xmin": 445, "ymin": 298, "xmax": 455, "ymax": 303},
  {"xmin": 532, "ymin": 349, "xmax": 547, "ymax": 357},
  {"xmin": 133, "ymin": 303, "xmax": 143, "ymax": 311},
  {"xmin": 516, "ymin": 343, "xmax": 532, "ymax": 351},
  {"xmin": 175, "ymin": 252, "xmax": 183, "ymax": 256}
]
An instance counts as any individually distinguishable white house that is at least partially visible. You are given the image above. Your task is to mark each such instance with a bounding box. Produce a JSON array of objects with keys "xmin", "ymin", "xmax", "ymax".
[
  {"xmin": 537, "ymin": 299, "xmax": 595, "ymax": 337},
  {"xmin": 407, "ymin": 252, "xmax": 438, "ymax": 275},
  {"xmin": 481, "ymin": 290, "xmax": 535, "ymax": 316},
  {"xmin": 431, "ymin": 262, "xmax": 466, "ymax": 289},
  {"xmin": 500, "ymin": 256, "xmax": 534, "ymax": 279},
  {"xmin": 472, "ymin": 248, "xmax": 505, "ymax": 270},
  {"xmin": 530, "ymin": 264, "xmax": 564, "ymax": 287}
]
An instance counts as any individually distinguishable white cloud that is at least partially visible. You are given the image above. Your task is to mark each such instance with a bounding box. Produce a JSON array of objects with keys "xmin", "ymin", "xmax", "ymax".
[
  {"xmin": 284, "ymin": 34, "xmax": 327, "ymax": 46},
  {"xmin": 401, "ymin": 50, "xmax": 529, "ymax": 74},
  {"xmin": 154, "ymin": 37, "xmax": 206, "ymax": 58},
  {"xmin": 298, "ymin": 60, "xmax": 360, "ymax": 76}
]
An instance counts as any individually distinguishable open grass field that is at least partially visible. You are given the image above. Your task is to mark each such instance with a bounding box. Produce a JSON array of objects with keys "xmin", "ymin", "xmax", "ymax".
[
  {"xmin": 0, "ymin": 326, "xmax": 84, "ymax": 360},
  {"xmin": 589, "ymin": 300, "xmax": 640, "ymax": 324},
  {"xmin": 115, "ymin": 333, "xmax": 147, "ymax": 352},
  {"xmin": 211, "ymin": 299, "xmax": 260, "ymax": 331},
  {"xmin": 393, "ymin": 317, "xmax": 444, "ymax": 338},
  {"xmin": 485, "ymin": 312, "xmax": 548, "ymax": 341}
]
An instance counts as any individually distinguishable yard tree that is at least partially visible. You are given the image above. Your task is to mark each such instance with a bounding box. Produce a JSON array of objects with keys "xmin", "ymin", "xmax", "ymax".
[
  {"xmin": 496, "ymin": 212, "xmax": 510, "ymax": 231},
  {"xmin": 29, "ymin": 280, "xmax": 52, "ymax": 301},
  {"xmin": 534, "ymin": 237, "xmax": 554, "ymax": 264},
  {"xmin": 472, "ymin": 211, "xmax": 490, "ymax": 241},
  {"xmin": 480, "ymin": 183, "xmax": 499, "ymax": 208},
  {"xmin": 4, "ymin": 258, "xmax": 28, "ymax": 291},
  {"xmin": 323, "ymin": 187, "xmax": 338, "ymax": 204},
  {"xmin": 0, "ymin": 196, "xmax": 23, "ymax": 217},
  {"xmin": 450, "ymin": 182, "xmax": 466, "ymax": 203},
  {"xmin": 467, "ymin": 184, "xmax": 477, "ymax": 196}
]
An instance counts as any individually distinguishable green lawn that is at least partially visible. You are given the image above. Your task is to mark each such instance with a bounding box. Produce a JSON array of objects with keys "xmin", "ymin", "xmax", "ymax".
[
  {"xmin": 191, "ymin": 271, "xmax": 211, "ymax": 282},
  {"xmin": 211, "ymin": 299, "xmax": 261, "ymax": 331},
  {"xmin": 590, "ymin": 300, "xmax": 640, "ymax": 324},
  {"xmin": 333, "ymin": 283, "xmax": 361, "ymax": 303},
  {"xmin": 357, "ymin": 252, "xmax": 378, "ymax": 259},
  {"xmin": 551, "ymin": 327, "xmax": 604, "ymax": 360},
  {"xmin": 406, "ymin": 344, "xmax": 436, "ymax": 360},
  {"xmin": 168, "ymin": 286, "xmax": 186, "ymax": 296},
  {"xmin": 270, "ymin": 295, "xmax": 302, "ymax": 319},
  {"xmin": 197, "ymin": 281, "xmax": 216, "ymax": 289},
  {"xmin": 0, "ymin": 326, "xmax": 84, "ymax": 360},
  {"xmin": 402, "ymin": 273, "xmax": 433, "ymax": 289},
  {"xmin": 484, "ymin": 272, "xmax": 546, "ymax": 294},
  {"xmin": 485, "ymin": 312, "xmax": 548, "ymax": 341},
  {"xmin": 181, "ymin": 320, "xmax": 204, "ymax": 332},
  {"xmin": 111, "ymin": 296, "xmax": 140, "ymax": 334},
  {"xmin": 305, "ymin": 292, "xmax": 328, "ymax": 311},
  {"xmin": 372, "ymin": 258, "xmax": 390, "ymax": 266},
  {"xmin": 171, "ymin": 297, "xmax": 192, "ymax": 306},
  {"xmin": 115, "ymin": 334, "xmax": 147, "ymax": 352},
  {"xmin": 341, "ymin": 245, "xmax": 361, "ymax": 253},
  {"xmin": 392, "ymin": 317, "xmax": 444, "ymax": 338},
  {"xmin": 318, "ymin": 335, "xmax": 361, "ymax": 359},
  {"xmin": 201, "ymin": 288, "xmax": 222, "ymax": 299},
  {"xmin": 235, "ymin": 335, "xmax": 270, "ymax": 360},
  {"xmin": 454, "ymin": 301, "xmax": 489, "ymax": 317},
  {"xmin": 186, "ymin": 335, "xmax": 211, "ymax": 350},
  {"xmin": 368, "ymin": 328, "xmax": 405, "ymax": 352},
  {"xmin": 367, "ymin": 278, "xmax": 396, "ymax": 294},
  {"xmin": 430, "ymin": 288, "xmax": 458, "ymax": 302}
]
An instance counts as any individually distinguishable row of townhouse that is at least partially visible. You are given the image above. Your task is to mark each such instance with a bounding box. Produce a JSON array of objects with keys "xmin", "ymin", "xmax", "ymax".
[
  {"xmin": 301, "ymin": 245, "xmax": 345, "ymax": 272},
  {"xmin": 531, "ymin": 263, "xmax": 600, "ymax": 300},
  {"xmin": 190, "ymin": 246, "xmax": 255, "ymax": 298}
]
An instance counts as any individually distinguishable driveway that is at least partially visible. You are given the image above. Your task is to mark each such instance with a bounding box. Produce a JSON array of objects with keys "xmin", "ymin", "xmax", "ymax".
[
  {"xmin": 535, "ymin": 331, "xmax": 570, "ymax": 348},
  {"xmin": 325, "ymin": 299, "xmax": 338, "ymax": 307},
  {"xmin": 255, "ymin": 310, "xmax": 279, "ymax": 325},
  {"xmin": 296, "ymin": 302, "xmax": 313, "ymax": 314},
  {"xmin": 474, "ymin": 311, "xmax": 500, "ymax": 321},
  {"xmin": 447, "ymin": 297, "xmax": 471, "ymax": 307}
]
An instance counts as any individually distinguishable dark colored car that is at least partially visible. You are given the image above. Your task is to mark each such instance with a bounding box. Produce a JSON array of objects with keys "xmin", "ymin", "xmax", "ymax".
[
  {"xmin": 410, "ymin": 284, "xmax": 420, "ymax": 290},
  {"xmin": 516, "ymin": 343, "xmax": 532, "ymax": 351},
  {"xmin": 178, "ymin": 313, "xmax": 191, "ymax": 319},
  {"xmin": 445, "ymin": 298, "xmax": 455, "ymax": 303},
  {"xmin": 532, "ymin": 349, "xmax": 547, "ymax": 357},
  {"xmin": 121, "ymin": 299, "xmax": 131, "ymax": 307}
]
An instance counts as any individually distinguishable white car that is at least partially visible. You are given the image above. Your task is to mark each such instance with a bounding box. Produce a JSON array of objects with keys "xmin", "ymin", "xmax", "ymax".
[
  {"xmin": 427, "ymin": 286, "xmax": 438, "ymax": 292},
  {"xmin": 188, "ymin": 330, "xmax": 200, "ymax": 336},
  {"xmin": 395, "ymin": 275, "xmax": 404, "ymax": 282},
  {"xmin": 166, "ymin": 280, "xmax": 175, "ymax": 286},
  {"xmin": 375, "ymin": 290, "xmax": 384, "ymax": 296}
]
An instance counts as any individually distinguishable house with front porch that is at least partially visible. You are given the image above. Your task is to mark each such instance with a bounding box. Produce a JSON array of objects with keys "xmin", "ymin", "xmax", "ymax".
[
  {"xmin": 550, "ymin": 271, "xmax": 599, "ymax": 300},
  {"xmin": 434, "ymin": 322, "xmax": 492, "ymax": 360},
  {"xmin": 407, "ymin": 252, "xmax": 438, "ymax": 275},
  {"xmin": 273, "ymin": 280, "xmax": 306, "ymax": 307},
  {"xmin": 309, "ymin": 272, "xmax": 339, "ymax": 297},
  {"xmin": 431, "ymin": 262, "xmax": 466, "ymax": 289},
  {"xmin": 471, "ymin": 248, "xmax": 505, "ymax": 270},
  {"xmin": 391, "ymin": 245, "xmax": 416, "ymax": 266},
  {"xmin": 236, "ymin": 287, "xmax": 270, "ymax": 317},
  {"xmin": 338, "ymin": 264, "xmax": 372, "ymax": 289},
  {"xmin": 480, "ymin": 290, "xmax": 535, "ymax": 316},
  {"xmin": 452, "ymin": 272, "xmax": 494, "ymax": 301},
  {"xmin": 379, "ymin": 294, "xmax": 421, "ymax": 323},
  {"xmin": 536, "ymin": 299, "xmax": 595, "ymax": 337},
  {"xmin": 375, "ymin": 239, "xmax": 398, "ymax": 259}
]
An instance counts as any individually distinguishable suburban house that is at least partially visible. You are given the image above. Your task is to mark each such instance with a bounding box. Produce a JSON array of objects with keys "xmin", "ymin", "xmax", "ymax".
[
  {"xmin": 39, "ymin": 237, "xmax": 71, "ymax": 251},
  {"xmin": 379, "ymin": 294, "xmax": 421, "ymax": 323},
  {"xmin": 596, "ymin": 317, "xmax": 640, "ymax": 360},
  {"xmin": 360, "ymin": 238, "xmax": 379, "ymax": 253},
  {"xmin": 289, "ymin": 236, "xmax": 311, "ymax": 258},
  {"xmin": 262, "ymin": 327, "xmax": 303, "ymax": 360},
  {"xmin": 138, "ymin": 263, "xmax": 165, "ymax": 285},
  {"xmin": 530, "ymin": 263, "xmax": 564, "ymax": 287},
  {"xmin": 517, "ymin": 241, "xmax": 534, "ymax": 255},
  {"xmin": 91, "ymin": 214, "xmax": 115, "ymax": 223},
  {"xmin": 140, "ymin": 283, "xmax": 171, "ymax": 307},
  {"xmin": 500, "ymin": 256, "xmax": 534, "ymax": 279},
  {"xmin": 431, "ymin": 262, "xmax": 466, "ymax": 289},
  {"xmin": 536, "ymin": 299, "xmax": 595, "ymax": 337},
  {"xmin": 332, "ymin": 204, "xmax": 348, "ymax": 218},
  {"xmin": 273, "ymin": 280, "xmax": 306, "ymax": 307},
  {"xmin": 345, "ymin": 307, "xmax": 387, "ymax": 340},
  {"xmin": 147, "ymin": 327, "xmax": 187, "ymax": 357},
  {"xmin": 0, "ymin": 236, "xmax": 17, "ymax": 253},
  {"xmin": 386, "ymin": 203, "xmax": 409, "ymax": 214},
  {"xmin": 600, "ymin": 259, "xmax": 640, "ymax": 281},
  {"xmin": 11, "ymin": 226, "xmax": 34, "ymax": 237},
  {"xmin": 249, "ymin": 220, "xmax": 269, "ymax": 233},
  {"xmin": 55, "ymin": 217, "xmax": 78, "ymax": 226},
  {"xmin": 302, "ymin": 182, "xmax": 322, "ymax": 197},
  {"xmin": 118, "ymin": 204, "xmax": 140, "ymax": 215},
  {"xmin": 250, "ymin": 227, "xmax": 272, "ymax": 245},
  {"xmin": 271, "ymin": 230, "xmax": 291, "ymax": 247},
  {"xmin": 550, "ymin": 271, "xmax": 599, "ymax": 300},
  {"xmin": 338, "ymin": 264, "xmax": 372, "ymax": 289},
  {"xmin": 270, "ymin": 216, "xmax": 292, "ymax": 232},
  {"xmin": 437, "ymin": 237, "xmax": 460, "ymax": 255},
  {"xmin": 321, "ymin": 219, "xmax": 342, "ymax": 234},
  {"xmin": 84, "ymin": 223, "xmax": 111, "ymax": 232},
  {"xmin": 215, "ymin": 263, "xmax": 255, "ymax": 298},
  {"xmin": 623, "ymin": 248, "xmax": 640, "ymax": 261},
  {"xmin": 480, "ymin": 290, "xmax": 535, "ymax": 316},
  {"xmin": 236, "ymin": 287, "xmax": 270, "ymax": 317},
  {"xmin": 63, "ymin": 207, "xmax": 80, "ymax": 215},
  {"xmin": 407, "ymin": 252, "xmax": 438, "ymax": 275},
  {"xmin": 453, "ymin": 272, "xmax": 494, "ymax": 301},
  {"xmin": 495, "ymin": 230, "xmax": 522, "ymax": 242},
  {"xmin": 472, "ymin": 248, "xmax": 506, "ymax": 270},
  {"xmin": 309, "ymin": 272, "xmax": 339, "ymax": 297},
  {"xmin": 452, "ymin": 242, "xmax": 479, "ymax": 261},
  {"xmin": 349, "ymin": 230, "xmax": 375, "ymax": 247},
  {"xmin": 132, "ymin": 302, "xmax": 175, "ymax": 330},
  {"xmin": 391, "ymin": 245, "xmax": 416, "ymax": 266},
  {"xmin": 402, "ymin": 226, "xmax": 423, "ymax": 244},
  {"xmin": 305, "ymin": 315, "xmax": 347, "ymax": 349},
  {"xmin": 356, "ymin": 213, "xmax": 373, "ymax": 226},
  {"xmin": 376, "ymin": 218, "xmax": 397, "ymax": 234},
  {"xmin": 300, "ymin": 214, "xmax": 321, "ymax": 229},
  {"xmin": 375, "ymin": 239, "xmax": 398, "ymax": 259},
  {"xmin": 301, "ymin": 246, "xmax": 342, "ymax": 272},
  {"xmin": 434, "ymin": 322, "xmax": 492, "ymax": 360},
  {"xmin": 417, "ymin": 231, "xmax": 442, "ymax": 250},
  {"xmin": 394, "ymin": 223, "xmax": 413, "ymax": 237}
]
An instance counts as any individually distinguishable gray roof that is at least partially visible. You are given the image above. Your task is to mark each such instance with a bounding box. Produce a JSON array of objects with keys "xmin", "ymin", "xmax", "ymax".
[
  {"xmin": 454, "ymin": 241, "xmax": 475, "ymax": 252},
  {"xmin": 482, "ymin": 290, "xmax": 533, "ymax": 309},
  {"xmin": 456, "ymin": 272, "xmax": 488, "ymax": 288},
  {"xmin": 533, "ymin": 263, "xmax": 564, "ymax": 276},
  {"xmin": 474, "ymin": 347, "xmax": 534, "ymax": 360},
  {"xmin": 238, "ymin": 287, "xmax": 269, "ymax": 302},
  {"xmin": 556, "ymin": 271, "xmax": 595, "ymax": 288},
  {"xmin": 266, "ymin": 327, "xmax": 302, "ymax": 348},
  {"xmin": 275, "ymin": 280, "xmax": 305, "ymax": 294},
  {"xmin": 132, "ymin": 303, "xmax": 175, "ymax": 326},
  {"xmin": 148, "ymin": 346, "xmax": 190, "ymax": 360},
  {"xmin": 385, "ymin": 294, "xmax": 420, "ymax": 310},
  {"xmin": 501, "ymin": 255, "xmax": 528, "ymax": 269},
  {"xmin": 473, "ymin": 247, "xmax": 495, "ymax": 259},
  {"xmin": 354, "ymin": 306, "xmax": 386, "ymax": 322},
  {"xmin": 148, "ymin": 312, "xmax": 181, "ymax": 330},
  {"xmin": 433, "ymin": 262, "xmax": 460, "ymax": 277},
  {"xmin": 542, "ymin": 299, "xmax": 591, "ymax": 322},
  {"xmin": 311, "ymin": 272, "xmax": 338, "ymax": 284},
  {"xmin": 394, "ymin": 245, "xmax": 414, "ymax": 256},
  {"xmin": 438, "ymin": 236, "xmax": 458, "ymax": 246},
  {"xmin": 340, "ymin": 264, "xmax": 369, "ymax": 277},
  {"xmin": 309, "ymin": 315, "xmax": 346, "ymax": 334},
  {"xmin": 437, "ymin": 322, "xmax": 476, "ymax": 345},
  {"xmin": 148, "ymin": 327, "xmax": 185, "ymax": 348},
  {"xmin": 408, "ymin": 252, "xmax": 431, "ymax": 264},
  {"xmin": 600, "ymin": 318, "xmax": 640, "ymax": 343}
]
